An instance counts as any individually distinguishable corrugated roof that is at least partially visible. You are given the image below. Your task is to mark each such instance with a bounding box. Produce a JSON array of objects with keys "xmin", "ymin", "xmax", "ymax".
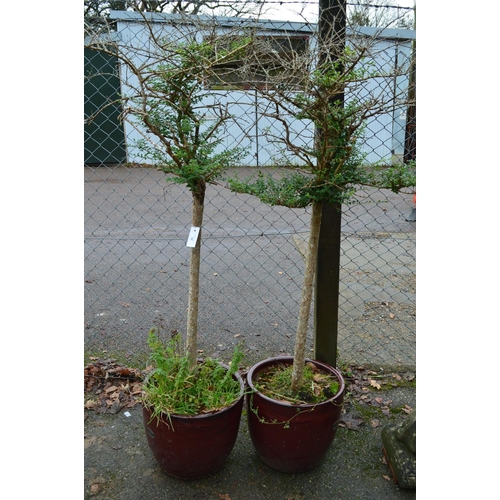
[{"xmin": 109, "ymin": 10, "xmax": 415, "ymax": 40}]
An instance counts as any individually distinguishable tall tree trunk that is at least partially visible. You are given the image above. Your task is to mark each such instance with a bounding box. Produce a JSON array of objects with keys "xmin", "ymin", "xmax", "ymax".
[
  {"xmin": 186, "ymin": 188, "xmax": 205, "ymax": 371},
  {"xmin": 291, "ymin": 200, "xmax": 323, "ymax": 391}
]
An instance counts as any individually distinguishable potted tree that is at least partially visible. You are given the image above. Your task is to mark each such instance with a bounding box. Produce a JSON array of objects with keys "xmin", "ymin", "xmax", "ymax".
[
  {"xmin": 227, "ymin": 28, "xmax": 415, "ymax": 473},
  {"xmin": 85, "ymin": 25, "xmax": 250, "ymax": 479},
  {"xmin": 132, "ymin": 39, "xmax": 251, "ymax": 479}
]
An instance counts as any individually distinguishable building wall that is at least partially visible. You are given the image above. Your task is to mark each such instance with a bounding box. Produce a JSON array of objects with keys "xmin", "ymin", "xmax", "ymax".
[{"xmin": 111, "ymin": 11, "xmax": 415, "ymax": 166}]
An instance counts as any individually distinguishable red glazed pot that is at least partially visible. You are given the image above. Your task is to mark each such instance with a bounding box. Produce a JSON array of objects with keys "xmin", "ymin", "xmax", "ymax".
[
  {"xmin": 143, "ymin": 368, "xmax": 245, "ymax": 480},
  {"xmin": 246, "ymin": 356, "xmax": 345, "ymax": 473}
]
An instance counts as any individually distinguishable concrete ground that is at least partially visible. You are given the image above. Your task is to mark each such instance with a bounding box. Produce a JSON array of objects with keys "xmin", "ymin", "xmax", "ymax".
[{"xmin": 84, "ymin": 376, "xmax": 416, "ymax": 500}]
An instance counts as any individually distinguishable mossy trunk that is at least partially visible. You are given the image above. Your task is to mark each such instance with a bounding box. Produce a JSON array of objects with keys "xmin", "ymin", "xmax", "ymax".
[
  {"xmin": 291, "ymin": 200, "xmax": 322, "ymax": 392},
  {"xmin": 186, "ymin": 187, "xmax": 205, "ymax": 371}
]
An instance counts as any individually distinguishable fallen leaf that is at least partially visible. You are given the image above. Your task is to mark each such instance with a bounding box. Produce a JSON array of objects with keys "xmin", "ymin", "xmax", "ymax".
[
  {"xmin": 370, "ymin": 419, "xmax": 381, "ymax": 428},
  {"xmin": 131, "ymin": 384, "xmax": 142, "ymax": 395},
  {"xmin": 219, "ymin": 494, "xmax": 231, "ymax": 500},
  {"xmin": 110, "ymin": 400, "xmax": 125, "ymax": 414},
  {"xmin": 86, "ymin": 378, "xmax": 96, "ymax": 391},
  {"xmin": 85, "ymin": 399, "xmax": 98, "ymax": 409},
  {"xmin": 115, "ymin": 367, "xmax": 132, "ymax": 376},
  {"xmin": 382, "ymin": 475, "xmax": 391, "ymax": 481},
  {"xmin": 389, "ymin": 313, "xmax": 396, "ymax": 319},
  {"xmin": 369, "ymin": 379, "xmax": 382, "ymax": 390},
  {"xmin": 306, "ymin": 362, "xmax": 320, "ymax": 372},
  {"xmin": 119, "ymin": 383, "xmax": 130, "ymax": 393},
  {"xmin": 105, "ymin": 385, "xmax": 119, "ymax": 393},
  {"xmin": 89, "ymin": 477, "xmax": 106, "ymax": 495},
  {"xmin": 340, "ymin": 415, "xmax": 364, "ymax": 430}
]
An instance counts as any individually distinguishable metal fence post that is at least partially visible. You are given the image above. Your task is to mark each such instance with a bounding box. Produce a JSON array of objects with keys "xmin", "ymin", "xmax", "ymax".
[{"xmin": 313, "ymin": 0, "xmax": 346, "ymax": 367}]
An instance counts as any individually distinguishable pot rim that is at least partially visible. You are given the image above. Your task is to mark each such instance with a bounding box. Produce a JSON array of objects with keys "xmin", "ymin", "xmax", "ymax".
[
  {"xmin": 246, "ymin": 356, "xmax": 345, "ymax": 408},
  {"xmin": 143, "ymin": 362, "xmax": 245, "ymax": 421}
]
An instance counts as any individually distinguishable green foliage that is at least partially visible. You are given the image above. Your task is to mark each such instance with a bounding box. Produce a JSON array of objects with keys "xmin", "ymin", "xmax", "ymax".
[
  {"xmin": 229, "ymin": 155, "xmax": 416, "ymax": 209},
  {"xmin": 227, "ymin": 46, "xmax": 415, "ymax": 212},
  {"xmin": 371, "ymin": 160, "xmax": 416, "ymax": 193},
  {"xmin": 133, "ymin": 40, "xmax": 247, "ymax": 195},
  {"xmin": 227, "ymin": 117, "xmax": 369, "ymax": 209},
  {"xmin": 143, "ymin": 328, "xmax": 244, "ymax": 420},
  {"xmin": 226, "ymin": 50, "xmax": 379, "ymax": 209},
  {"xmin": 208, "ymin": 35, "xmax": 253, "ymax": 63},
  {"xmin": 229, "ymin": 171, "xmax": 313, "ymax": 209},
  {"xmin": 308, "ymin": 52, "xmax": 377, "ymax": 94}
]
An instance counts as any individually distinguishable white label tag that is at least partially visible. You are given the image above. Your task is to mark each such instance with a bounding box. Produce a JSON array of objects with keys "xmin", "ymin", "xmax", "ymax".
[{"xmin": 186, "ymin": 227, "xmax": 200, "ymax": 247}]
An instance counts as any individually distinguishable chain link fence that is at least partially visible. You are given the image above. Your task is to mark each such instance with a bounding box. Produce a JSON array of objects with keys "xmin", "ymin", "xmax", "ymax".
[{"xmin": 84, "ymin": 5, "xmax": 415, "ymax": 371}]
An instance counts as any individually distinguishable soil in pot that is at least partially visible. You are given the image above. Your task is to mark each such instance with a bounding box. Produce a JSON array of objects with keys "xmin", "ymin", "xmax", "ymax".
[
  {"xmin": 247, "ymin": 356, "xmax": 345, "ymax": 474},
  {"xmin": 143, "ymin": 367, "xmax": 245, "ymax": 480}
]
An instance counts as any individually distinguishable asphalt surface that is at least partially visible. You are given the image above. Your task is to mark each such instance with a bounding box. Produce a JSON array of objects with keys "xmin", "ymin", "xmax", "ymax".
[{"xmin": 84, "ymin": 166, "xmax": 415, "ymax": 370}]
